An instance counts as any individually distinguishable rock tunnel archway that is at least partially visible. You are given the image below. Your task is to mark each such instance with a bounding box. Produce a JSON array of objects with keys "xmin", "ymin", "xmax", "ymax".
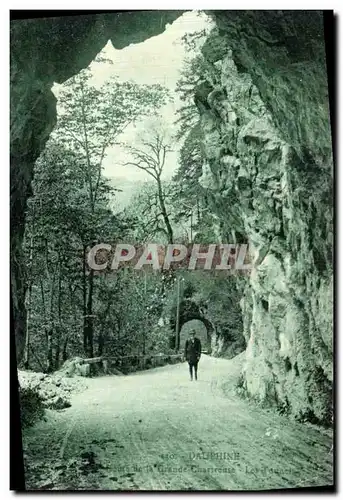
[
  {"xmin": 179, "ymin": 320, "xmax": 208, "ymax": 353},
  {"xmin": 10, "ymin": 11, "xmax": 333, "ymax": 427},
  {"xmin": 169, "ymin": 299, "xmax": 214, "ymax": 353}
]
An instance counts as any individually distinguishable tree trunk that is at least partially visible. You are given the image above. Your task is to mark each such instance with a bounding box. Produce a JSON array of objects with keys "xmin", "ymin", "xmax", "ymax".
[
  {"xmin": 46, "ymin": 330, "xmax": 53, "ymax": 373},
  {"xmin": 157, "ymin": 178, "xmax": 173, "ymax": 244},
  {"xmin": 55, "ymin": 340, "xmax": 60, "ymax": 370},
  {"xmin": 84, "ymin": 269, "xmax": 94, "ymax": 358},
  {"xmin": 98, "ymin": 332, "xmax": 104, "ymax": 356},
  {"xmin": 23, "ymin": 224, "xmax": 34, "ymax": 369},
  {"xmin": 40, "ymin": 278, "xmax": 49, "ymax": 348},
  {"xmin": 46, "ymin": 266, "xmax": 56, "ymax": 372},
  {"xmin": 55, "ymin": 255, "xmax": 62, "ymax": 370},
  {"xmin": 62, "ymin": 336, "xmax": 68, "ymax": 362},
  {"xmin": 23, "ymin": 282, "xmax": 32, "ymax": 370},
  {"xmin": 82, "ymin": 245, "xmax": 88, "ymax": 353}
]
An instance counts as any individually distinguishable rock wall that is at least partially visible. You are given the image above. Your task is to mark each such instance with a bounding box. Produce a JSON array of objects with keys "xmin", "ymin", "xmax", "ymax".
[
  {"xmin": 197, "ymin": 12, "xmax": 333, "ymax": 424},
  {"xmin": 10, "ymin": 11, "xmax": 183, "ymax": 362}
]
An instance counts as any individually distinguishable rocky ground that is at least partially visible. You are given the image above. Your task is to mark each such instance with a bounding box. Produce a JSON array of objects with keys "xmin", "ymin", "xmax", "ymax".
[{"xmin": 22, "ymin": 355, "xmax": 333, "ymax": 491}]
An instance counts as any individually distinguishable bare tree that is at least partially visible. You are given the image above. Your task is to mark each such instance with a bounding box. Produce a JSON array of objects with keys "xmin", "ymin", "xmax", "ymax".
[{"xmin": 123, "ymin": 130, "xmax": 175, "ymax": 244}]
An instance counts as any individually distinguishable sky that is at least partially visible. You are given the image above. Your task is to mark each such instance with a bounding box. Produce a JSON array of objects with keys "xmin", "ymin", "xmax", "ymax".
[{"xmin": 52, "ymin": 11, "xmax": 211, "ymax": 207}]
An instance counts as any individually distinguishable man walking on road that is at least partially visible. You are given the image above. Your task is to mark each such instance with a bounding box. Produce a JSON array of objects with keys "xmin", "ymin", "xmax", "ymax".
[{"xmin": 184, "ymin": 330, "xmax": 202, "ymax": 381}]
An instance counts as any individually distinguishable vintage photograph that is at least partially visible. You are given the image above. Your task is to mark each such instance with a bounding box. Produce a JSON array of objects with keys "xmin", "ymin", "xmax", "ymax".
[{"xmin": 10, "ymin": 10, "xmax": 334, "ymax": 491}]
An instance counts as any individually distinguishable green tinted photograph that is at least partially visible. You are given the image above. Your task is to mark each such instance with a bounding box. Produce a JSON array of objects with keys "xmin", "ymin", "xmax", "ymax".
[{"xmin": 10, "ymin": 10, "xmax": 334, "ymax": 492}]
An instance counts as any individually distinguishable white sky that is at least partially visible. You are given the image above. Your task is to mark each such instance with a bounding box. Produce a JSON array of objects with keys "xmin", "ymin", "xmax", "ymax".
[{"xmin": 53, "ymin": 11, "xmax": 211, "ymax": 185}]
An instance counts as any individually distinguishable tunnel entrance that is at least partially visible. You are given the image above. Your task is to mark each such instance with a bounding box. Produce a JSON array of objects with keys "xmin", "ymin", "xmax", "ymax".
[
  {"xmin": 179, "ymin": 319, "xmax": 210, "ymax": 353},
  {"xmin": 169, "ymin": 298, "xmax": 214, "ymax": 354}
]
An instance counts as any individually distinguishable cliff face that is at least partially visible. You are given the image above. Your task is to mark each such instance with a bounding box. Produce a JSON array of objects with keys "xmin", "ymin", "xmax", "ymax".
[
  {"xmin": 10, "ymin": 11, "xmax": 183, "ymax": 362},
  {"xmin": 197, "ymin": 12, "xmax": 333, "ymax": 424}
]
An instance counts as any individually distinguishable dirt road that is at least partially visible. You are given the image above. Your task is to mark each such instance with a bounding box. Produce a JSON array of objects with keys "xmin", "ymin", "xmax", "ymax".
[{"xmin": 22, "ymin": 355, "xmax": 333, "ymax": 490}]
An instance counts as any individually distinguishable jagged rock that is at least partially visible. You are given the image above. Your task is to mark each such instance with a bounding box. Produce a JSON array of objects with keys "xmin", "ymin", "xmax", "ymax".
[{"xmin": 196, "ymin": 14, "xmax": 333, "ymax": 425}]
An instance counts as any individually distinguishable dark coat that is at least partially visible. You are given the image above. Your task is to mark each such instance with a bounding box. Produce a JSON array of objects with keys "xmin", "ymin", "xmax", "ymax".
[{"xmin": 185, "ymin": 337, "xmax": 202, "ymax": 364}]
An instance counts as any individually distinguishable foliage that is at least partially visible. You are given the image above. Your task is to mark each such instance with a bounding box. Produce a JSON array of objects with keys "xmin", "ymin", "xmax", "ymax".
[
  {"xmin": 22, "ymin": 32, "xmax": 246, "ymax": 376},
  {"xmin": 23, "ymin": 64, "xmax": 170, "ymax": 370},
  {"xmin": 171, "ymin": 27, "xmax": 226, "ymax": 240},
  {"xmin": 19, "ymin": 387, "xmax": 45, "ymax": 428}
]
